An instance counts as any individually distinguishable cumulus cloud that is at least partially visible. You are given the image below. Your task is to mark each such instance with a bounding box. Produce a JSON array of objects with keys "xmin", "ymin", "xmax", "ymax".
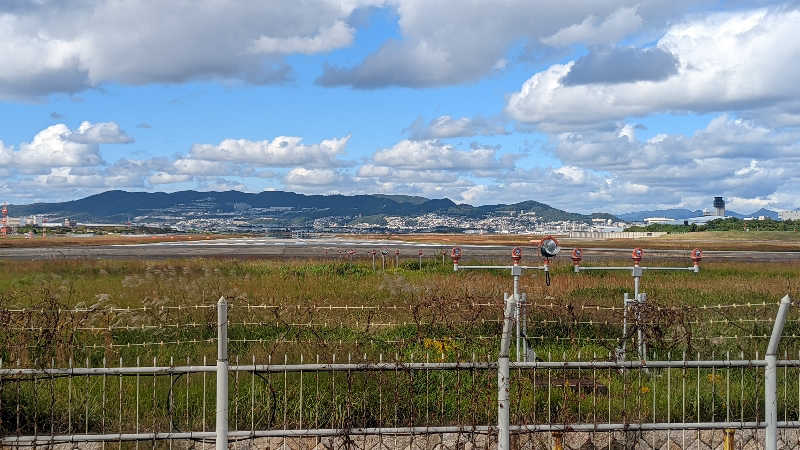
[
  {"xmin": 149, "ymin": 172, "xmax": 192, "ymax": 185},
  {"xmin": 190, "ymin": 135, "xmax": 351, "ymax": 168},
  {"xmin": 317, "ymin": 0, "xmax": 698, "ymax": 88},
  {"xmin": 284, "ymin": 168, "xmax": 347, "ymax": 186},
  {"xmin": 3, "ymin": 122, "xmax": 132, "ymax": 170},
  {"xmin": 355, "ymin": 164, "xmax": 453, "ymax": 183},
  {"xmin": 561, "ymin": 47, "xmax": 679, "ymax": 86},
  {"xmin": 0, "ymin": 0, "xmax": 381, "ymax": 98},
  {"xmin": 507, "ymin": 7, "xmax": 800, "ymax": 129},
  {"xmin": 405, "ymin": 115, "xmax": 508, "ymax": 140},
  {"xmin": 69, "ymin": 121, "xmax": 134, "ymax": 144},
  {"xmin": 548, "ymin": 115, "xmax": 798, "ymax": 208},
  {"xmin": 372, "ymin": 140, "xmax": 517, "ymax": 172},
  {"xmin": 249, "ymin": 21, "xmax": 355, "ymax": 55},
  {"xmin": 540, "ymin": 6, "xmax": 643, "ymax": 47}
]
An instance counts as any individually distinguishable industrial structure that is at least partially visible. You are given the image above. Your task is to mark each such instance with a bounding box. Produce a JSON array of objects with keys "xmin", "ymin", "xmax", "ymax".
[
  {"xmin": 780, "ymin": 209, "xmax": 800, "ymax": 221},
  {"xmin": 713, "ymin": 196, "xmax": 726, "ymax": 217},
  {"xmin": 1, "ymin": 202, "xmax": 7, "ymax": 237},
  {"xmin": 684, "ymin": 196, "xmax": 727, "ymax": 225}
]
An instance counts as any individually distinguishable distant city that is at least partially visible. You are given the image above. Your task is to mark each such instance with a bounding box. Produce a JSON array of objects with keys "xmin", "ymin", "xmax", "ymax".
[{"xmin": 1, "ymin": 191, "xmax": 798, "ymax": 237}]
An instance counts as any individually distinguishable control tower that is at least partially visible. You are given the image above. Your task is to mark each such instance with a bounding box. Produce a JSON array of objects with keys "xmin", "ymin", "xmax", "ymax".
[{"xmin": 713, "ymin": 196, "xmax": 725, "ymax": 217}]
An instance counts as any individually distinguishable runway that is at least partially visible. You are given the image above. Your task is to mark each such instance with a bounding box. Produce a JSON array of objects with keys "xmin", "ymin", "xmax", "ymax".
[{"xmin": 1, "ymin": 236, "xmax": 798, "ymax": 262}]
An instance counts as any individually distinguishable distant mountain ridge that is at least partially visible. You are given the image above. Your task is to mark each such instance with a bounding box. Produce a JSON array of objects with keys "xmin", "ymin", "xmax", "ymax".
[
  {"xmin": 619, "ymin": 208, "xmax": 779, "ymax": 222},
  {"xmin": 7, "ymin": 190, "xmax": 618, "ymax": 224}
]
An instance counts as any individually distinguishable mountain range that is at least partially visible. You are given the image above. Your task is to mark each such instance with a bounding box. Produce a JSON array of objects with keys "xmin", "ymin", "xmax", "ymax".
[{"xmin": 6, "ymin": 190, "xmax": 618, "ymax": 224}]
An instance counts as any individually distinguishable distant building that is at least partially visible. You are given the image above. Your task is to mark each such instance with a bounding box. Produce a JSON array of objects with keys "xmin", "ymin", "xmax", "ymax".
[
  {"xmin": 780, "ymin": 210, "xmax": 800, "ymax": 221},
  {"xmin": 713, "ymin": 196, "xmax": 726, "ymax": 217},
  {"xmin": 644, "ymin": 217, "xmax": 676, "ymax": 225},
  {"xmin": 684, "ymin": 197, "xmax": 727, "ymax": 224}
]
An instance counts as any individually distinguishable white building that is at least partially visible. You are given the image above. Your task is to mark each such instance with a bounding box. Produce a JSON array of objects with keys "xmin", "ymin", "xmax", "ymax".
[
  {"xmin": 780, "ymin": 210, "xmax": 800, "ymax": 221},
  {"xmin": 644, "ymin": 217, "xmax": 676, "ymax": 225}
]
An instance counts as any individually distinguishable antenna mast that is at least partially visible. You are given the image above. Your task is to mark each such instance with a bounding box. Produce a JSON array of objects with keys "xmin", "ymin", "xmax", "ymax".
[{"xmin": 1, "ymin": 202, "xmax": 7, "ymax": 238}]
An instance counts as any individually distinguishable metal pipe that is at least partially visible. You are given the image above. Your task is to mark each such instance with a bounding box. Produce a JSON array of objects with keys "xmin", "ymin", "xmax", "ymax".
[
  {"xmin": 498, "ymin": 293, "xmax": 515, "ymax": 450},
  {"xmin": 513, "ymin": 275, "xmax": 520, "ymax": 362},
  {"xmin": 3, "ymin": 359, "xmax": 783, "ymax": 377},
  {"xmin": 216, "ymin": 297, "xmax": 228, "ymax": 450},
  {"xmin": 521, "ymin": 293, "xmax": 528, "ymax": 362},
  {"xmin": 766, "ymin": 294, "xmax": 792, "ymax": 450},
  {"xmin": 640, "ymin": 293, "xmax": 648, "ymax": 358},
  {"xmin": 576, "ymin": 266, "xmax": 694, "ymax": 272},
  {"xmin": 619, "ymin": 293, "xmax": 629, "ymax": 362}
]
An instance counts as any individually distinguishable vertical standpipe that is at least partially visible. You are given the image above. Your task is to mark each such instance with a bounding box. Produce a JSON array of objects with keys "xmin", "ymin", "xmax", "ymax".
[
  {"xmin": 216, "ymin": 297, "xmax": 228, "ymax": 450},
  {"xmin": 497, "ymin": 293, "xmax": 516, "ymax": 450},
  {"xmin": 766, "ymin": 294, "xmax": 792, "ymax": 450}
]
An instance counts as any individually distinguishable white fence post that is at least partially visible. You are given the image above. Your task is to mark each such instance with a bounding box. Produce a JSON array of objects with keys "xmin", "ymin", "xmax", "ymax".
[
  {"xmin": 766, "ymin": 294, "xmax": 791, "ymax": 450},
  {"xmin": 216, "ymin": 296, "xmax": 229, "ymax": 450},
  {"xmin": 498, "ymin": 292, "xmax": 516, "ymax": 450}
]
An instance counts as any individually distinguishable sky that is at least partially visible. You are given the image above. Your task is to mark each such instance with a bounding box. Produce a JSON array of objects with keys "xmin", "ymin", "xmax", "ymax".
[{"xmin": 1, "ymin": 0, "xmax": 799, "ymax": 214}]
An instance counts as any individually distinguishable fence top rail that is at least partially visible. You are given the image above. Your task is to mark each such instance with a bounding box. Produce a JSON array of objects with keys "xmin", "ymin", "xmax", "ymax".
[{"xmin": 6, "ymin": 358, "xmax": 800, "ymax": 375}]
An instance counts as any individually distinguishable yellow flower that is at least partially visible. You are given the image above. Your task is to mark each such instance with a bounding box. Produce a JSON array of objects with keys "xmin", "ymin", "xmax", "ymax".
[
  {"xmin": 707, "ymin": 374, "xmax": 722, "ymax": 384},
  {"xmin": 640, "ymin": 386, "xmax": 650, "ymax": 394}
]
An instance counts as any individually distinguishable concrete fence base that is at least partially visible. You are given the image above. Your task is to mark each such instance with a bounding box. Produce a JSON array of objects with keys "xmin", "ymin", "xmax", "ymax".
[{"xmin": 37, "ymin": 429, "xmax": 800, "ymax": 450}]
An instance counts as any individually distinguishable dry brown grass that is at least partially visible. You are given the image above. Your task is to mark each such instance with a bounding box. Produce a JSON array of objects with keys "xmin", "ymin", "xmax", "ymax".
[
  {"xmin": 0, "ymin": 233, "xmax": 241, "ymax": 248},
  {"xmin": 348, "ymin": 232, "xmax": 800, "ymax": 251}
]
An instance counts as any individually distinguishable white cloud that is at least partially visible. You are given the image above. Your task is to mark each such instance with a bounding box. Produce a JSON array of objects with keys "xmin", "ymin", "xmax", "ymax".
[
  {"xmin": 318, "ymin": 0, "xmax": 699, "ymax": 88},
  {"xmin": 541, "ymin": 6, "xmax": 643, "ymax": 47},
  {"xmin": 507, "ymin": 7, "xmax": 800, "ymax": 128},
  {"xmin": 284, "ymin": 168, "xmax": 347, "ymax": 186},
  {"xmin": 190, "ymin": 135, "xmax": 350, "ymax": 167},
  {"xmin": 148, "ymin": 172, "xmax": 192, "ymax": 185},
  {"xmin": 8, "ymin": 122, "xmax": 130, "ymax": 169},
  {"xmin": 30, "ymin": 167, "xmax": 141, "ymax": 189},
  {"xmin": 249, "ymin": 21, "xmax": 355, "ymax": 55},
  {"xmin": 553, "ymin": 166, "xmax": 586, "ymax": 184},
  {"xmin": 372, "ymin": 140, "xmax": 516, "ymax": 172},
  {"xmin": 0, "ymin": 1, "xmax": 381, "ymax": 98},
  {"xmin": 172, "ymin": 159, "xmax": 232, "ymax": 176},
  {"xmin": 70, "ymin": 121, "xmax": 133, "ymax": 144},
  {"xmin": 545, "ymin": 115, "xmax": 799, "ymax": 210},
  {"xmin": 405, "ymin": 115, "xmax": 508, "ymax": 140},
  {"xmin": 197, "ymin": 179, "xmax": 248, "ymax": 192}
]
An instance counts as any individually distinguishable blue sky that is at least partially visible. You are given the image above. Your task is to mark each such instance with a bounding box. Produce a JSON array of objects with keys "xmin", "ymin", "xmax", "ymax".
[{"xmin": 0, "ymin": 1, "xmax": 798, "ymax": 214}]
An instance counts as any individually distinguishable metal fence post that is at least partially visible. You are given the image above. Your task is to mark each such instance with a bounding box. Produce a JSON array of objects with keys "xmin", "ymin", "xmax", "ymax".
[
  {"xmin": 216, "ymin": 296, "xmax": 229, "ymax": 450},
  {"xmin": 723, "ymin": 429, "xmax": 735, "ymax": 450},
  {"xmin": 766, "ymin": 294, "xmax": 791, "ymax": 450},
  {"xmin": 552, "ymin": 431, "xmax": 564, "ymax": 450},
  {"xmin": 498, "ymin": 292, "xmax": 515, "ymax": 450}
]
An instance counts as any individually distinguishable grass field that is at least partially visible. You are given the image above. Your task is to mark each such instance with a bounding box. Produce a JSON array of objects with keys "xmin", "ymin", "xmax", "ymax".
[
  {"xmin": 1, "ymin": 256, "xmax": 799, "ymax": 436},
  {"xmin": 349, "ymin": 231, "xmax": 800, "ymax": 251}
]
